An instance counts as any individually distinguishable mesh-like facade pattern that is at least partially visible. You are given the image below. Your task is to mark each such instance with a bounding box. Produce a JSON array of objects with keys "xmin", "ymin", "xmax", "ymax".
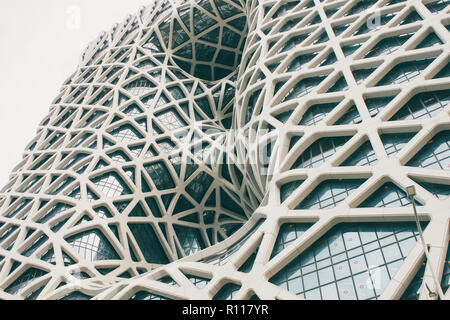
[{"xmin": 0, "ymin": 0, "xmax": 449, "ymax": 300}]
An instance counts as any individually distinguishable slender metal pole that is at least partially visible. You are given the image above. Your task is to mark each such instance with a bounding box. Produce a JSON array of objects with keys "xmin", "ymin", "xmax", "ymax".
[{"xmin": 410, "ymin": 197, "xmax": 445, "ymax": 300}]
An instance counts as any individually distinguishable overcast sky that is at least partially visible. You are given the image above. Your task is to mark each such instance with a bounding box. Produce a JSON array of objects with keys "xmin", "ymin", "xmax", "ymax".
[{"xmin": 0, "ymin": 1, "xmax": 151, "ymax": 186}]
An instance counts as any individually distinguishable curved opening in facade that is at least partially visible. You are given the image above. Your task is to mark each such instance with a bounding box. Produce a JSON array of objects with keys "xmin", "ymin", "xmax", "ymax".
[{"xmin": 155, "ymin": 0, "xmax": 248, "ymax": 81}]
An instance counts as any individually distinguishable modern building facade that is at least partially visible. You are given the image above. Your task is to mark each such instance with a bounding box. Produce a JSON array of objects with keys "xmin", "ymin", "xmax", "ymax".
[{"xmin": 0, "ymin": 0, "xmax": 449, "ymax": 300}]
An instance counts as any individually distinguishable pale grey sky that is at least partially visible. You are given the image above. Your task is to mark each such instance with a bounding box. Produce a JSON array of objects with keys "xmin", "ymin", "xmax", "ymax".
[{"xmin": 0, "ymin": 1, "xmax": 151, "ymax": 186}]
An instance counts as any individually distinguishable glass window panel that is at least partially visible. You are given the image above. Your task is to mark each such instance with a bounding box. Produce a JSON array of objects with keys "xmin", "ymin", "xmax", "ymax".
[
  {"xmin": 66, "ymin": 229, "xmax": 119, "ymax": 262},
  {"xmin": 407, "ymin": 131, "xmax": 450, "ymax": 170},
  {"xmin": 270, "ymin": 222, "xmax": 426, "ymax": 299}
]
